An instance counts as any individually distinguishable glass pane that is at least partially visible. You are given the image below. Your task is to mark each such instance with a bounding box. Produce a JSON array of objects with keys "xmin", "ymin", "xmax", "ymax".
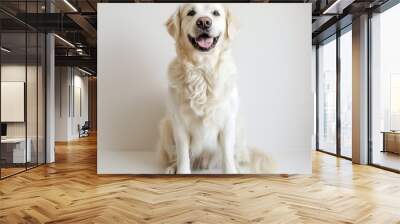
[
  {"xmin": 27, "ymin": 31, "xmax": 38, "ymax": 169},
  {"xmin": 0, "ymin": 1, "xmax": 46, "ymax": 178},
  {"xmin": 38, "ymin": 33, "xmax": 45, "ymax": 165},
  {"xmin": 371, "ymin": 4, "xmax": 400, "ymax": 171},
  {"xmin": 340, "ymin": 30, "xmax": 352, "ymax": 158},
  {"xmin": 26, "ymin": 0, "xmax": 38, "ymax": 169},
  {"xmin": 318, "ymin": 38, "xmax": 337, "ymax": 154},
  {"xmin": 312, "ymin": 46, "xmax": 317, "ymax": 150},
  {"xmin": 1, "ymin": 31, "xmax": 27, "ymax": 178}
]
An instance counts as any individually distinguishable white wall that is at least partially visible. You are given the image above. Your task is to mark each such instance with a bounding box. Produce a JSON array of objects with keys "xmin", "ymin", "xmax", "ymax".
[
  {"xmin": 55, "ymin": 67, "xmax": 89, "ymax": 141},
  {"xmin": 55, "ymin": 67, "xmax": 69, "ymax": 141},
  {"xmin": 72, "ymin": 73, "xmax": 89, "ymax": 138},
  {"xmin": 98, "ymin": 3, "xmax": 313, "ymax": 174}
]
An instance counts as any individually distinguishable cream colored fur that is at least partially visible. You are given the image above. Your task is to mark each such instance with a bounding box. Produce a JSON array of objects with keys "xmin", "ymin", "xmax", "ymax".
[{"xmin": 158, "ymin": 3, "xmax": 274, "ymax": 174}]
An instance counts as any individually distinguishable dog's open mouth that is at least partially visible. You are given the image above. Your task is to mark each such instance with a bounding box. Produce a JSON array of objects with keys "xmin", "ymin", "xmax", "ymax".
[{"xmin": 188, "ymin": 33, "xmax": 220, "ymax": 52}]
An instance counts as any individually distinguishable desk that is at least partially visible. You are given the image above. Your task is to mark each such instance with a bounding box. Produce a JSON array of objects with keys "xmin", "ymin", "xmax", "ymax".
[
  {"xmin": 382, "ymin": 131, "xmax": 400, "ymax": 154},
  {"xmin": 1, "ymin": 138, "xmax": 31, "ymax": 163}
]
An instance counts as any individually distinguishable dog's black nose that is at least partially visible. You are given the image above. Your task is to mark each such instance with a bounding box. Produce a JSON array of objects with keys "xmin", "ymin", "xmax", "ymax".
[{"xmin": 196, "ymin": 17, "xmax": 212, "ymax": 30}]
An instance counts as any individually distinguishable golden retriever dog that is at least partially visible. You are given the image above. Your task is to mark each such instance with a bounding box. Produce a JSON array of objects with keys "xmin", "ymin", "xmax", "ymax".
[{"xmin": 158, "ymin": 3, "xmax": 274, "ymax": 174}]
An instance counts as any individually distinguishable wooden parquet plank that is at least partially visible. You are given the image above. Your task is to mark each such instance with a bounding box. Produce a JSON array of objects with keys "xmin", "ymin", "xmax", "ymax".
[{"xmin": 0, "ymin": 135, "xmax": 400, "ymax": 223}]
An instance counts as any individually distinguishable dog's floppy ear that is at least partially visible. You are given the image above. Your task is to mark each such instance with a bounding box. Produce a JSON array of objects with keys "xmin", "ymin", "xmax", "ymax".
[
  {"xmin": 166, "ymin": 7, "xmax": 181, "ymax": 39},
  {"xmin": 225, "ymin": 7, "xmax": 237, "ymax": 40}
]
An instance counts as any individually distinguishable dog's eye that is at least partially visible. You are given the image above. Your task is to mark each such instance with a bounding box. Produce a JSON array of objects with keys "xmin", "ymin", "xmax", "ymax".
[
  {"xmin": 187, "ymin": 9, "xmax": 196, "ymax": 16},
  {"xmin": 212, "ymin": 10, "xmax": 220, "ymax": 16}
]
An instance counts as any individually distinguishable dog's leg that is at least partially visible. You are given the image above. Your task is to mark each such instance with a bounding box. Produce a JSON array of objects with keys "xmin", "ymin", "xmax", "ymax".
[
  {"xmin": 159, "ymin": 117, "xmax": 178, "ymax": 174},
  {"xmin": 172, "ymin": 117, "xmax": 191, "ymax": 174},
  {"xmin": 175, "ymin": 130, "xmax": 191, "ymax": 174},
  {"xmin": 221, "ymin": 116, "xmax": 238, "ymax": 174}
]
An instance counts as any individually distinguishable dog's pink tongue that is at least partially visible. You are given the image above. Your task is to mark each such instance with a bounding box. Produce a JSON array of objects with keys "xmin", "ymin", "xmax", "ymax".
[{"xmin": 197, "ymin": 38, "xmax": 213, "ymax": 49}]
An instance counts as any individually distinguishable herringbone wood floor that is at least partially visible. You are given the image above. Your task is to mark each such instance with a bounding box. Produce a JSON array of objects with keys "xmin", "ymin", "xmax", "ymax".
[{"xmin": 1, "ymin": 135, "xmax": 400, "ymax": 224}]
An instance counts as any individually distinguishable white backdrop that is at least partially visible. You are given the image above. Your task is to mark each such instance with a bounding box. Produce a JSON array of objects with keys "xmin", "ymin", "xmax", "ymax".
[{"xmin": 98, "ymin": 3, "xmax": 313, "ymax": 174}]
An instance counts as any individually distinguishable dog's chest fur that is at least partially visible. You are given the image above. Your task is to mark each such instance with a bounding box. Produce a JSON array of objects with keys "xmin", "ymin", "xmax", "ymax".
[
  {"xmin": 168, "ymin": 57, "xmax": 237, "ymax": 155},
  {"xmin": 169, "ymin": 58, "xmax": 236, "ymax": 121}
]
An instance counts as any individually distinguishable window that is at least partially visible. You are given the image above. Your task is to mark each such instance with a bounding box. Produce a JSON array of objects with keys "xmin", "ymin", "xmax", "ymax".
[
  {"xmin": 316, "ymin": 26, "xmax": 353, "ymax": 159},
  {"xmin": 390, "ymin": 74, "xmax": 400, "ymax": 130},
  {"xmin": 318, "ymin": 37, "xmax": 337, "ymax": 154},
  {"xmin": 0, "ymin": 1, "xmax": 47, "ymax": 179},
  {"xmin": 371, "ymin": 3, "xmax": 400, "ymax": 171},
  {"xmin": 340, "ymin": 29, "xmax": 352, "ymax": 158}
]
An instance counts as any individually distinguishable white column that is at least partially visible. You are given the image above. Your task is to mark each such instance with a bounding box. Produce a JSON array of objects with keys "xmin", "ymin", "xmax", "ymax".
[
  {"xmin": 46, "ymin": 32, "xmax": 55, "ymax": 163},
  {"xmin": 352, "ymin": 14, "xmax": 369, "ymax": 164}
]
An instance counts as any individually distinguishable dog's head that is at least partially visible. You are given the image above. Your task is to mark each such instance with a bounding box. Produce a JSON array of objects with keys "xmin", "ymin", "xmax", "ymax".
[{"xmin": 166, "ymin": 3, "xmax": 236, "ymax": 53}]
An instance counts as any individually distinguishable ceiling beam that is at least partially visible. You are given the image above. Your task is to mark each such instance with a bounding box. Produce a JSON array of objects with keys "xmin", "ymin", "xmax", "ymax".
[
  {"xmin": 67, "ymin": 13, "xmax": 97, "ymax": 46},
  {"xmin": 55, "ymin": 55, "xmax": 96, "ymax": 70},
  {"xmin": 322, "ymin": 0, "xmax": 356, "ymax": 14}
]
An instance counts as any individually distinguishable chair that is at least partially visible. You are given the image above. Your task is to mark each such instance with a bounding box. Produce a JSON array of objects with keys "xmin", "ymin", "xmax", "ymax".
[{"xmin": 79, "ymin": 121, "xmax": 90, "ymax": 138}]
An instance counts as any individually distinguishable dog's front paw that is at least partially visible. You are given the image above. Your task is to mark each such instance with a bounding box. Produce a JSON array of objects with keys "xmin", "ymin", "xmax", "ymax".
[{"xmin": 165, "ymin": 165, "xmax": 177, "ymax": 174}]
